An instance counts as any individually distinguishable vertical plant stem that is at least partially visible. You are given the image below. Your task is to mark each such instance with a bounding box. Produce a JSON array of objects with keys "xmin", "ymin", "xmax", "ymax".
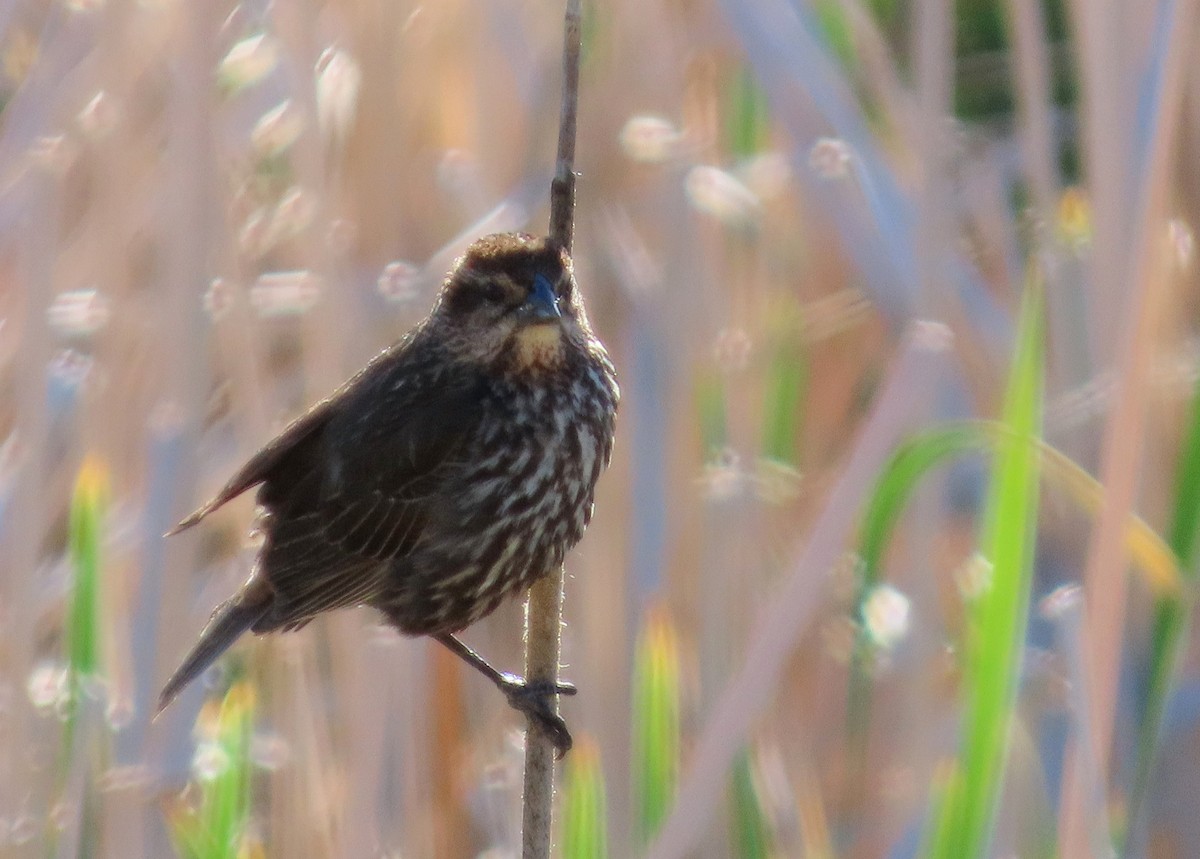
[
  {"xmin": 1057, "ymin": 2, "xmax": 1197, "ymax": 855},
  {"xmin": 1126, "ymin": 363, "xmax": 1200, "ymax": 845},
  {"xmin": 925, "ymin": 281, "xmax": 1044, "ymax": 859},
  {"xmin": 547, "ymin": 0, "xmax": 581, "ymax": 254},
  {"xmin": 523, "ymin": 572, "xmax": 566, "ymax": 857},
  {"xmin": 522, "ymin": 0, "xmax": 582, "ymax": 856}
]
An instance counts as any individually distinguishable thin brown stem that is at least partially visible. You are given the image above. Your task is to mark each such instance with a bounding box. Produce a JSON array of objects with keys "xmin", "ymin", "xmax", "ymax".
[
  {"xmin": 522, "ymin": 0, "xmax": 583, "ymax": 856},
  {"xmin": 1057, "ymin": 1, "xmax": 1199, "ymax": 854},
  {"xmin": 521, "ymin": 571, "xmax": 566, "ymax": 857},
  {"xmin": 547, "ymin": 0, "xmax": 582, "ymax": 252}
]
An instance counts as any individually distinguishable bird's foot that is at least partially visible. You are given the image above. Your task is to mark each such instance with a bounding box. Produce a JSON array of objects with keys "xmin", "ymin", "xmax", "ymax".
[{"xmin": 497, "ymin": 673, "xmax": 577, "ymax": 758}]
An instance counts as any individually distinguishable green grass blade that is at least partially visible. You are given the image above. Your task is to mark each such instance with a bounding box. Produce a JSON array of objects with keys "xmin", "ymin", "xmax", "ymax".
[
  {"xmin": 725, "ymin": 67, "xmax": 770, "ymax": 159},
  {"xmin": 632, "ymin": 606, "xmax": 681, "ymax": 846},
  {"xmin": 214, "ymin": 683, "xmax": 254, "ymax": 859},
  {"xmin": 846, "ymin": 425, "xmax": 986, "ymax": 759},
  {"xmin": 858, "ymin": 426, "xmax": 989, "ymax": 589},
  {"xmin": 167, "ymin": 681, "xmax": 257, "ymax": 859},
  {"xmin": 845, "ymin": 414, "xmax": 1179, "ymax": 769},
  {"xmin": 760, "ymin": 333, "xmax": 807, "ymax": 466},
  {"xmin": 560, "ymin": 737, "xmax": 608, "ymax": 859},
  {"xmin": 696, "ymin": 370, "xmax": 728, "ymax": 454},
  {"xmin": 814, "ymin": 0, "xmax": 857, "ymax": 72},
  {"xmin": 61, "ymin": 456, "xmax": 108, "ymax": 771},
  {"xmin": 67, "ymin": 459, "xmax": 106, "ymax": 683},
  {"xmin": 1127, "ymin": 356, "xmax": 1200, "ymax": 838},
  {"xmin": 925, "ymin": 280, "xmax": 1044, "ymax": 859},
  {"xmin": 729, "ymin": 748, "xmax": 772, "ymax": 859}
]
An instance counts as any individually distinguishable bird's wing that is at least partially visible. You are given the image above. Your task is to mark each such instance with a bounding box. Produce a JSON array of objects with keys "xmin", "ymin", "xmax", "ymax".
[
  {"xmin": 166, "ymin": 397, "xmax": 338, "ymax": 535},
  {"xmin": 168, "ymin": 331, "xmax": 448, "ymax": 534},
  {"xmin": 249, "ymin": 352, "xmax": 487, "ymax": 632}
]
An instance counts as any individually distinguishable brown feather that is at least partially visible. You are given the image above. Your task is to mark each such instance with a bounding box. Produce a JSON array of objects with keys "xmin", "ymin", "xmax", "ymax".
[{"xmin": 165, "ymin": 402, "xmax": 335, "ymax": 535}]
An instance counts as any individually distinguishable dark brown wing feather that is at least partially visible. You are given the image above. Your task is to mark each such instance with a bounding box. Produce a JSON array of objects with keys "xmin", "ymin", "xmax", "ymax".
[
  {"xmin": 166, "ymin": 397, "xmax": 337, "ymax": 535},
  {"xmin": 246, "ymin": 347, "xmax": 485, "ymax": 633},
  {"xmin": 161, "ymin": 338, "xmax": 484, "ymax": 707}
]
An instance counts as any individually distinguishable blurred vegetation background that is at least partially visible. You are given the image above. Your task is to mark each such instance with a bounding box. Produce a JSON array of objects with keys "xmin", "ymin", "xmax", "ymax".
[{"xmin": 1, "ymin": 0, "xmax": 1199, "ymax": 856}]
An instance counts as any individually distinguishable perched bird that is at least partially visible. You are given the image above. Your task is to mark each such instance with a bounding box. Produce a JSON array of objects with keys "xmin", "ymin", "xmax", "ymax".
[{"xmin": 159, "ymin": 233, "xmax": 618, "ymax": 753}]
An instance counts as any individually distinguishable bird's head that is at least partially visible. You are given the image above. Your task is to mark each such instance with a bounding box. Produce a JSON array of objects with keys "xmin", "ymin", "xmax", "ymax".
[{"xmin": 433, "ymin": 233, "xmax": 592, "ymax": 375}]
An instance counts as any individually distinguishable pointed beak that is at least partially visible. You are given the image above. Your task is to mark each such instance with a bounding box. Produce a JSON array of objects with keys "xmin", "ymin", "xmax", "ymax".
[{"xmin": 522, "ymin": 274, "xmax": 562, "ymax": 323}]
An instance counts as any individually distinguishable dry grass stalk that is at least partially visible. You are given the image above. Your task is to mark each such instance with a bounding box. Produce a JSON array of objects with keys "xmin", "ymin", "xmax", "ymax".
[{"xmin": 521, "ymin": 0, "xmax": 584, "ymax": 855}]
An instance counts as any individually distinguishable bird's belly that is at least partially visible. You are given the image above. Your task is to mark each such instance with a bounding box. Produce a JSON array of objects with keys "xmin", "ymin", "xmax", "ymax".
[{"xmin": 387, "ymin": 419, "xmax": 603, "ymax": 635}]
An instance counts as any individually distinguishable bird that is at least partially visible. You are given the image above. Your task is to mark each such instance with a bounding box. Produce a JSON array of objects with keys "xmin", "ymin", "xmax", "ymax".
[{"xmin": 158, "ymin": 232, "xmax": 618, "ymax": 755}]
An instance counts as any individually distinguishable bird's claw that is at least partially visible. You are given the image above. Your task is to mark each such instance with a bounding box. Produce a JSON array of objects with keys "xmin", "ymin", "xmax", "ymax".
[{"xmin": 500, "ymin": 676, "xmax": 576, "ymax": 757}]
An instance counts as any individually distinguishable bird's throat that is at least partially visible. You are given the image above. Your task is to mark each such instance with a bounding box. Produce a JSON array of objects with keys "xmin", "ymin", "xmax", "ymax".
[{"xmin": 512, "ymin": 323, "xmax": 565, "ymax": 371}]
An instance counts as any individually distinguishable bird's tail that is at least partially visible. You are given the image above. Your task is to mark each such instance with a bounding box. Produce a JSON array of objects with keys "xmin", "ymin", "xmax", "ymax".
[{"xmin": 156, "ymin": 583, "xmax": 272, "ymax": 717}]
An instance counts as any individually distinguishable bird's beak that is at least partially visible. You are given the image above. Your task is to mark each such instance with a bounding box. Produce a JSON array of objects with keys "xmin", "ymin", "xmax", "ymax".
[{"xmin": 521, "ymin": 274, "xmax": 562, "ymax": 323}]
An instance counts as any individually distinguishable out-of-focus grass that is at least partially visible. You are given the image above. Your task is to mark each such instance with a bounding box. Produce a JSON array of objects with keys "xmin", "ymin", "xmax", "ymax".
[
  {"xmin": 725, "ymin": 68, "xmax": 771, "ymax": 160},
  {"xmin": 729, "ymin": 748, "xmax": 772, "ymax": 859},
  {"xmin": 852, "ymin": 422, "xmax": 1179, "ymax": 611},
  {"xmin": 847, "ymin": 422, "xmax": 985, "ymax": 761},
  {"xmin": 813, "ymin": 0, "xmax": 857, "ymax": 74},
  {"xmin": 925, "ymin": 279, "xmax": 1044, "ymax": 858},
  {"xmin": 848, "ymin": 416, "xmax": 1182, "ymax": 773},
  {"xmin": 696, "ymin": 371, "xmax": 729, "ymax": 453},
  {"xmin": 166, "ymin": 682, "xmax": 260, "ymax": 859},
  {"xmin": 560, "ymin": 736, "xmax": 608, "ymax": 859},
  {"xmin": 761, "ymin": 320, "xmax": 807, "ymax": 467},
  {"xmin": 65, "ymin": 457, "xmax": 107, "ymax": 731},
  {"xmin": 54, "ymin": 457, "xmax": 111, "ymax": 853},
  {"xmin": 577, "ymin": 608, "xmax": 781, "ymax": 857},
  {"xmin": 1130, "ymin": 360, "xmax": 1200, "ymax": 841},
  {"xmin": 632, "ymin": 606, "xmax": 680, "ymax": 847}
]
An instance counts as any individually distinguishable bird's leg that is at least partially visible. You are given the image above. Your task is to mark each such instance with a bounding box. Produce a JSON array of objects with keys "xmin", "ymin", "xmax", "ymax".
[{"xmin": 436, "ymin": 633, "xmax": 576, "ymax": 756}]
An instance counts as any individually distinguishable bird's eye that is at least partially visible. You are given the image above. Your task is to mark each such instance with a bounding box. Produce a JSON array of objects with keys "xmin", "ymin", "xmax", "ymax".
[
  {"xmin": 448, "ymin": 279, "xmax": 508, "ymax": 315},
  {"xmin": 483, "ymin": 281, "xmax": 508, "ymax": 303}
]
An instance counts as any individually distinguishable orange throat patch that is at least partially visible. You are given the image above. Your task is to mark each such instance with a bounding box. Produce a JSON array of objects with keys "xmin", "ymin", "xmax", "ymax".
[{"xmin": 513, "ymin": 323, "xmax": 565, "ymax": 371}]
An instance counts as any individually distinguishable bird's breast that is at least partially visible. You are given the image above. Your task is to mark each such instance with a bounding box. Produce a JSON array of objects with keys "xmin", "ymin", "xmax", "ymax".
[{"xmin": 400, "ymin": 364, "xmax": 615, "ymax": 632}]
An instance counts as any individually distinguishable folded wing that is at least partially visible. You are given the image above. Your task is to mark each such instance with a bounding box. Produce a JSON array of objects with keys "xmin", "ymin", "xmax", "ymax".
[{"xmin": 248, "ymin": 354, "xmax": 485, "ymax": 632}]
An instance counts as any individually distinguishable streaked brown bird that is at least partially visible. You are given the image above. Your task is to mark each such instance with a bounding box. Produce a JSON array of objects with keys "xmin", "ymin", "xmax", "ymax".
[{"xmin": 159, "ymin": 233, "xmax": 618, "ymax": 753}]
